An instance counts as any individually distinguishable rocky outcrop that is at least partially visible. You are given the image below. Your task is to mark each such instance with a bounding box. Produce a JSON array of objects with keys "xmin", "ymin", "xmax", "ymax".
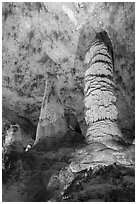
[
  {"xmin": 69, "ymin": 144, "xmax": 135, "ymax": 173},
  {"xmin": 84, "ymin": 31, "xmax": 123, "ymax": 149},
  {"xmin": 34, "ymin": 72, "xmax": 67, "ymax": 145},
  {"xmin": 2, "ymin": 124, "xmax": 24, "ymax": 177},
  {"xmin": 62, "ymin": 164, "xmax": 135, "ymax": 202},
  {"xmin": 3, "ymin": 124, "xmax": 24, "ymax": 152}
]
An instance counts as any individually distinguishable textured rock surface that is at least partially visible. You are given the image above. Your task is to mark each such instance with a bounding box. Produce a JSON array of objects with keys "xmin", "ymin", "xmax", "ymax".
[
  {"xmin": 84, "ymin": 31, "xmax": 123, "ymax": 149},
  {"xmin": 2, "ymin": 2, "xmax": 135, "ymax": 142},
  {"xmin": 2, "ymin": 2, "xmax": 135, "ymax": 202},
  {"xmin": 63, "ymin": 164, "xmax": 135, "ymax": 202},
  {"xmin": 69, "ymin": 143, "xmax": 135, "ymax": 173},
  {"xmin": 3, "ymin": 124, "xmax": 24, "ymax": 153},
  {"xmin": 35, "ymin": 72, "xmax": 67, "ymax": 144},
  {"xmin": 2, "ymin": 130, "xmax": 134, "ymax": 202}
]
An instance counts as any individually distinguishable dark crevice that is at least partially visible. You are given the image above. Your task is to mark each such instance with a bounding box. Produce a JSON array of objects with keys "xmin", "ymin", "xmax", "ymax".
[
  {"xmin": 91, "ymin": 51, "xmax": 112, "ymax": 62},
  {"xmin": 85, "ymin": 87, "xmax": 113, "ymax": 98},
  {"xmin": 87, "ymin": 61, "xmax": 112, "ymax": 74},
  {"xmin": 85, "ymin": 83, "xmax": 114, "ymax": 97},
  {"xmin": 85, "ymin": 74, "xmax": 113, "ymax": 83},
  {"xmin": 88, "ymin": 80, "xmax": 114, "ymax": 90},
  {"xmin": 85, "ymin": 78, "xmax": 115, "ymax": 93},
  {"xmin": 87, "ymin": 40, "xmax": 105, "ymax": 51},
  {"xmin": 90, "ymin": 59, "xmax": 112, "ymax": 69}
]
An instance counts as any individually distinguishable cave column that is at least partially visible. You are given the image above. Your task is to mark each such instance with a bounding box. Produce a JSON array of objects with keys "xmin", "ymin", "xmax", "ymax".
[{"xmin": 84, "ymin": 31, "xmax": 123, "ymax": 149}]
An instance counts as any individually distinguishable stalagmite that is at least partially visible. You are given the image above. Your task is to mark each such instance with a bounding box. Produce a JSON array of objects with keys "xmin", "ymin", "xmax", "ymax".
[
  {"xmin": 84, "ymin": 31, "xmax": 123, "ymax": 149},
  {"xmin": 68, "ymin": 30, "xmax": 134, "ymax": 174},
  {"xmin": 34, "ymin": 72, "xmax": 67, "ymax": 145}
]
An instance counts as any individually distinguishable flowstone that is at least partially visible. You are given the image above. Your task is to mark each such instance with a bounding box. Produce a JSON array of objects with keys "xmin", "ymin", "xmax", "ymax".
[{"xmin": 35, "ymin": 72, "xmax": 67, "ymax": 145}]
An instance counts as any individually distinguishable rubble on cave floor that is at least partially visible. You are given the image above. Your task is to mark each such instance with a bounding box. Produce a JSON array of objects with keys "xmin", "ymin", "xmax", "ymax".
[
  {"xmin": 2, "ymin": 135, "xmax": 84, "ymax": 202},
  {"xmin": 62, "ymin": 164, "xmax": 135, "ymax": 202},
  {"xmin": 2, "ymin": 122, "xmax": 135, "ymax": 202},
  {"xmin": 2, "ymin": 138, "xmax": 135, "ymax": 202}
]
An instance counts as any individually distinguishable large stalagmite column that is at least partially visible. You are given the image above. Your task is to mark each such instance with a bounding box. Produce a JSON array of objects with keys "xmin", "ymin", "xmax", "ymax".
[
  {"xmin": 34, "ymin": 72, "xmax": 67, "ymax": 145},
  {"xmin": 84, "ymin": 31, "xmax": 123, "ymax": 149}
]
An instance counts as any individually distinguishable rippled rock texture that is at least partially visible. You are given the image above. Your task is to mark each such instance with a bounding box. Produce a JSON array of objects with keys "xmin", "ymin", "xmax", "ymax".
[
  {"xmin": 2, "ymin": 2, "xmax": 135, "ymax": 141},
  {"xmin": 63, "ymin": 164, "xmax": 135, "ymax": 202},
  {"xmin": 2, "ymin": 2, "xmax": 135, "ymax": 202},
  {"xmin": 84, "ymin": 30, "xmax": 123, "ymax": 148}
]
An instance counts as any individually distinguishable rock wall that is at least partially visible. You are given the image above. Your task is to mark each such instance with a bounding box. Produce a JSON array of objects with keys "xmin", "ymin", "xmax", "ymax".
[{"xmin": 2, "ymin": 2, "xmax": 135, "ymax": 143}]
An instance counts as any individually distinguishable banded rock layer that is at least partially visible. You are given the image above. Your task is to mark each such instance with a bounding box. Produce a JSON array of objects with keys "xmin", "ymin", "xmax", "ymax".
[{"xmin": 84, "ymin": 31, "xmax": 123, "ymax": 149}]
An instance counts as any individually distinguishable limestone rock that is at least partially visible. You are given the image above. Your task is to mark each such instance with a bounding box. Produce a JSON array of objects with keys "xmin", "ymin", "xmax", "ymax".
[
  {"xmin": 2, "ymin": 3, "xmax": 135, "ymax": 202},
  {"xmin": 65, "ymin": 110, "xmax": 82, "ymax": 134},
  {"xmin": 63, "ymin": 164, "xmax": 135, "ymax": 202},
  {"xmin": 2, "ymin": 3, "xmax": 135, "ymax": 144},
  {"xmin": 84, "ymin": 31, "xmax": 123, "ymax": 148},
  {"xmin": 35, "ymin": 73, "xmax": 67, "ymax": 145},
  {"xmin": 69, "ymin": 141, "xmax": 134, "ymax": 173},
  {"xmin": 3, "ymin": 124, "xmax": 24, "ymax": 153}
]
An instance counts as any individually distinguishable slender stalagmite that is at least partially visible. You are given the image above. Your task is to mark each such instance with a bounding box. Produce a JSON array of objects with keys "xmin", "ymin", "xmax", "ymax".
[
  {"xmin": 84, "ymin": 31, "xmax": 123, "ymax": 150},
  {"xmin": 34, "ymin": 72, "xmax": 67, "ymax": 145}
]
